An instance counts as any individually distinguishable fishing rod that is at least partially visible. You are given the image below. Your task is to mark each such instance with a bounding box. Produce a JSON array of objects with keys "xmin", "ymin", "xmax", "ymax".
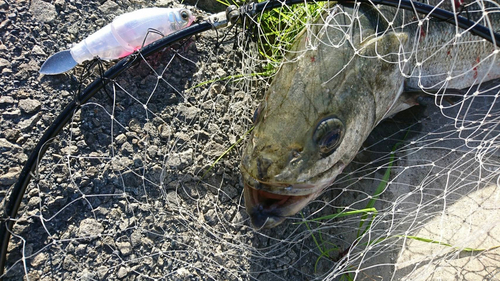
[{"xmin": 1, "ymin": 0, "xmax": 499, "ymax": 276}]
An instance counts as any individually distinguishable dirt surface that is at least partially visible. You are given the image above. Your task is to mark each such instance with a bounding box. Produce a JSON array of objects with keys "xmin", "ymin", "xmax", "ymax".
[
  {"xmin": 1, "ymin": 0, "xmax": 499, "ymax": 280},
  {"xmin": 1, "ymin": 0, "xmax": 341, "ymax": 279}
]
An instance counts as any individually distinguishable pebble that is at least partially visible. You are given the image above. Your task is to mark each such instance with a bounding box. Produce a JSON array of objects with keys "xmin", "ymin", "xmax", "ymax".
[
  {"xmin": 31, "ymin": 45, "xmax": 46, "ymax": 56},
  {"xmin": 128, "ymin": 118, "xmax": 141, "ymax": 133},
  {"xmin": 203, "ymin": 141, "xmax": 225, "ymax": 156},
  {"xmin": 78, "ymin": 268, "xmax": 95, "ymax": 281},
  {"xmin": 158, "ymin": 124, "xmax": 172, "ymax": 139},
  {"xmin": 78, "ymin": 218, "xmax": 104, "ymax": 238},
  {"xmin": 176, "ymin": 267, "xmax": 191, "ymax": 278},
  {"xmin": 0, "ymin": 138, "xmax": 21, "ymax": 151},
  {"xmin": 29, "ymin": 0, "xmax": 57, "ymax": 23},
  {"xmin": 99, "ymin": 1, "xmax": 120, "ymax": 14},
  {"xmin": 120, "ymin": 141, "xmax": 134, "ymax": 155},
  {"xmin": 178, "ymin": 104, "xmax": 200, "ymax": 121},
  {"xmin": 173, "ymin": 132, "xmax": 190, "ymax": 144},
  {"xmin": 116, "ymin": 241, "xmax": 132, "ymax": 256},
  {"xmin": 130, "ymin": 229, "xmax": 142, "ymax": 247},
  {"xmin": 116, "ymin": 266, "xmax": 128, "ymax": 279},
  {"xmin": 146, "ymin": 145, "xmax": 158, "ymax": 158},
  {"xmin": 30, "ymin": 253, "xmax": 47, "ymax": 267},
  {"xmin": 165, "ymin": 148, "xmax": 193, "ymax": 169},
  {"xmin": 115, "ymin": 133, "xmax": 127, "ymax": 145},
  {"xmin": 75, "ymin": 244, "xmax": 87, "ymax": 256},
  {"xmin": 2, "ymin": 108, "xmax": 21, "ymax": 118},
  {"xmin": 27, "ymin": 196, "xmax": 42, "ymax": 208},
  {"xmin": 62, "ymin": 254, "xmax": 77, "ymax": 271},
  {"xmin": 4, "ymin": 129, "xmax": 20, "ymax": 142},
  {"xmin": 0, "ymin": 95, "xmax": 14, "ymax": 105},
  {"xmin": 18, "ymin": 113, "xmax": 41, "ymax": 131}
]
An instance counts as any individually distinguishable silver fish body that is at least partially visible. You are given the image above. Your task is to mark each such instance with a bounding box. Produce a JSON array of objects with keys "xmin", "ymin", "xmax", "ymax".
[{"xmin": 241, "ymin": 1, "xmax": 500, "ymax": 228}]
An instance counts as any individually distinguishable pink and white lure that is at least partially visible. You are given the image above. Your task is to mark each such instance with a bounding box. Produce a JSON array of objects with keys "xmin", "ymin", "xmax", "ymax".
[{"xmin": 40, "ymin": 8, "xmax": 195, "ymax": 75}]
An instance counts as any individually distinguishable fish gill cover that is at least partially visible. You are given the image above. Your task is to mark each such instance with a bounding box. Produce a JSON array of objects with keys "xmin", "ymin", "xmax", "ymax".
[{"xmin": 1, "ymin": 0, "xmax": 499, "ymax": 280}]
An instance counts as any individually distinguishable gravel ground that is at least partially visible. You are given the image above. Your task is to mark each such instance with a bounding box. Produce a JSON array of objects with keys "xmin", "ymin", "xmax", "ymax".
[
  {"xmin": 1, "ymin": 0, "xmax": 500, "ymax": 280},
  {"xmin": 0, "ymin": 0, "xmax": 344, "ymax": 280}
]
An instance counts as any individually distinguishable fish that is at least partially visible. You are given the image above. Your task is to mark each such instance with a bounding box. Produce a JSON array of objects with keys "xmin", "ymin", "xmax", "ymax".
[
  {"xmin": 39, "ymin": 8, "xmax": 195, "ymax": 75},
  {"xmin": 241, "ymin": 1, "xmax": 500, "ymax": 228}
]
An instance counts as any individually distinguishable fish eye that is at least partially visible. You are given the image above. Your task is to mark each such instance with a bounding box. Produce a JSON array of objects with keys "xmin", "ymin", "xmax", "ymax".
[
  {"xmin": 180, "ymin": 10, "xmax": 190, "ymax": 21},
  {"xmin": 313, "ymin": 116, "xmax": 344, "ymax": 157}
]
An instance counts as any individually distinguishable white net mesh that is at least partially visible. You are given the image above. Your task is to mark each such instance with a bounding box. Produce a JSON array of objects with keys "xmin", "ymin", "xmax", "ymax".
[{"xmin": 2, "ymin": 0, "xmax": 500, "ymax": 280}]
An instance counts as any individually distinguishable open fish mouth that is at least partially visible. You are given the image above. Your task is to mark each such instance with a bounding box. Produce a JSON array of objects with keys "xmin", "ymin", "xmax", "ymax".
[
  {"xmin": 241, "ymin": 161, "xmax": 346, "ymax": 228},
  {"xmin": 244, "ymin": 182, "xmax": 319, "ymax": 229}
]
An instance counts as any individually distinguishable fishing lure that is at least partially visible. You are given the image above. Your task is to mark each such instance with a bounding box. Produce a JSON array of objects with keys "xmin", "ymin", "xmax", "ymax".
[{"xmin": 39, "ymin": 8, "xmax": 195, "ymax": 75}]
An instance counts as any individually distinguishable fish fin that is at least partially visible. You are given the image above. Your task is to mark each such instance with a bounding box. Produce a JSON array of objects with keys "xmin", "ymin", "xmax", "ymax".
[
  {"xmin": 39, "ymin": 50, "xmax": 78, "ymax": 75},
  {"xmin": 359, "ymin": 32, "xmax": 408, "ymax": 56}
]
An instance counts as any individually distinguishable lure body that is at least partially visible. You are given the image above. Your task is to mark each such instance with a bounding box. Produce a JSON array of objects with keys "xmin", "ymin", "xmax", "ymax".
[{"xmin": 40, "ymin": 8, "xmax": 195, "ymax": 75}]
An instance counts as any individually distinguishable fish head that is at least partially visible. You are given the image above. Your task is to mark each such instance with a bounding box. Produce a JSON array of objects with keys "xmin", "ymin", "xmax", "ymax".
[{"xmin": 241, "ymin": 17, "xmax": 408, "ymax": 228}]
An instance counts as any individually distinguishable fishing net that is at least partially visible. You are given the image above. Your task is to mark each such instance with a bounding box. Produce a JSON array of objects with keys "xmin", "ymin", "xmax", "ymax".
[{"xmin": 1, "ymin": 0, "xmax": 499, "ymax": 280}]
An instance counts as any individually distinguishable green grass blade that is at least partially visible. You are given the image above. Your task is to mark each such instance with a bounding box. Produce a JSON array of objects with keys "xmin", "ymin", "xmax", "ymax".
[
  {"xmin": 298, "ymin": 208, "xmax": 378, "ymax": 224},
  {"xmin": 398, "ymin": 235, "xmax": 500, "ymax": 253}
]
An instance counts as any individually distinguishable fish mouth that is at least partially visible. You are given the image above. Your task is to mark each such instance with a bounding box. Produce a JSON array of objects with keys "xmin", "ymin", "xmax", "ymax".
[
  {"xmin": 244, "ymin": 182, "xmax": 319, "ymax": 229},
  {"xmin": 241, "ymin": 161, "xmax": 346, "ymax": 228}
]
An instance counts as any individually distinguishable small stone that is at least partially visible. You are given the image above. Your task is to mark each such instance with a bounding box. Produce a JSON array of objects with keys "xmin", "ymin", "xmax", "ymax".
[
  {"xmin": 0, "ymin": 19, "xmax": 9, "ymax": 31},
  {"xmin": 31, "ymin": 45, "xmax": 46, "ymax": 56},
  {"xmin": 27, "ymin": 196, "xmax": 42, "ymax": 207},
  {"xmin": 165, "ymin": 148, "xmax": 193, "ymax": 169},
  {"xmin": 130, "ymin": 229, "xmax": 142, "ymax": 247},
  {"xmin": 128, "ymin": 118, "xmax": 141, "ymax": 133},
  {"xmin": 173, "ymin": 132, "xmax": 190, "ymax": 144},
  {"xmin": 144, "ymin": 122, "xmax": 158, "ymax": 138},
  {"xmin": 215, "ymin": 68, "xmax": 227, "ymax": 77},
  {"xmin": 111, "ymin": 156, "xmax": 133, "ymax": 171},
  {"xmin": 30, "ymin": 0, "xmax": 57, "ymax": 23},
  {"xmin": 99, "ymin": 1, "xmax": 120, "ymax": 14},
  {"xmin": 54, "ymin": 0, "xmax": 66, "ymax": 9},
  {"xmin": 159, "ymin": 124, "xmax": 172, "ymax": 139},
  {"xmin": 115, "ymin": 133, "xmax": 127, "ymax": 145},
  {"xmin": 209, "ymin": 83, "xmax": 226, "ymax": 96},
  {"xmin": 75, "ymin": 244, "xmax": 86, "ymax": 256},
  {"xmin": 78, "ymin": 268, "xmax": 95, "ymax": 281},
  {"xmin": 31, "ymin": 253, "xmax": 47, "ymax": 267},
  {"xmin": 203, "ymin": 141, "xmax": 225, "ymax": 156},
  {"xmin": 18, "ymin": 99, "xmax": 41, "ymax": 114},
  {"xmin": 2, "ymin": 108, "xmax": 20, "ymax": 118},
  {"xmin": 0, "ymin": 95, "xmax": 14, "ymax": 105},
  {"xmin": 78, "ymin": 218, "xmax": 104, "ymax": 238},
  {"xmin": 4, "ymin": 129, "xmax": 20, "ymax": 142},
  {"xmin": 178, "ymin": 104, "xmax": 200, "ymax": 121},
  {"xmin": 18, "ymin": 113, "xmax": 41, "ymax": 131},
  {"xmin": 204, "ymin": 209, "xmax": 218, "ymax": 226},
  {"xmin": 146, "ymin": 145, "xmax": 158, "ymax": 158},
  {"xmin": 0, "ymin": 58, "xmax": 9, "ymax": 69},
  {"xmin": 120, "ymin": 142, "xmax": 134, "ymax": 155},
  {"xmin": 62, "ymin": 254, "xmax": 77, "ymax": 271},
  {"xmin": 0, "ymin": 138, "xmax": 21, "ymax": 151},
  {"xmin": 176, "ymin": 267, "xmax": 190, "ymax": 277},
  {"xmin": 2, "ymin": 68, "xmax": 12, "ymax": 74},
  {"xmin": 116, "ymin": 266, "xmax": 127, "ymax": 279},
  {"xmin": 116, "ymin": 241, "xmax": 132, "ymax": 256}
]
